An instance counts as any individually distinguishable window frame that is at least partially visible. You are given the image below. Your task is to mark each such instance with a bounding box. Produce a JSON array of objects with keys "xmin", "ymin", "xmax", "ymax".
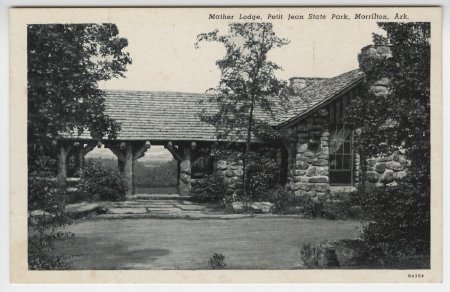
[{"xmin": 328, "ymin": 96, "xmax": 354, "ymax": 186}]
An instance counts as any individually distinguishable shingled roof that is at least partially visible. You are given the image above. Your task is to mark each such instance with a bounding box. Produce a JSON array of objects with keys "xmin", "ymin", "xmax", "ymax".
[
  {"xmin": 275, "ymin": 69, "xmax": 364, "ymax": 128},
  {"xmin": 61, "ymin": 69, "xmax": 364, "ymax": 142}
]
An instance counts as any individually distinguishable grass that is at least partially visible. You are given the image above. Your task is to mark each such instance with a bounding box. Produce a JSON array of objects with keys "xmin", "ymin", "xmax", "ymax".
[{"xmin": 50, "ymin": 217, "xmax": 361, "ymax": 269}]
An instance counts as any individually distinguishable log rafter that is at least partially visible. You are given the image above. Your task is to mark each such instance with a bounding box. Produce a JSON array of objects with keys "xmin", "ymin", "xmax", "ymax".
[
  {"xmin": 133, "ymin": 141, "xmax": 151, "ymax": 161},
  {"xmin": 165, "ymin": 142, "xmax": 183, "ymax": 161}
]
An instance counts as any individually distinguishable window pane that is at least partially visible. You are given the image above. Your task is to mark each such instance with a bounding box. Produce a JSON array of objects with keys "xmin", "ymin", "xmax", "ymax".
[
  {"xmin": 337, "ymin": 142, "xmax": 344, "ymax": 154},
  {"xmin": 329, "ymin": 155, "xmax": 337, "ymax": 170},
  {"xmin": 344, "ymin": 141, "xmax": 351, "ymax": 153},
  {"xmin": 343, "ymin": 155, "xmax": 351, "ymax": 170},
  {"xmin": 344, "ymin": 131, "xmax": 352, "ymax": 141},
  {"xmin": 336, "ymin": 155, "xmax": 343, "ymax": 169}
]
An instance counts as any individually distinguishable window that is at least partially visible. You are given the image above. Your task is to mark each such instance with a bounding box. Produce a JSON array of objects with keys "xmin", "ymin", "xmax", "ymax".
[{"xmin": 329, "ymin": 95, "xmax": 353, "ymax": 185}]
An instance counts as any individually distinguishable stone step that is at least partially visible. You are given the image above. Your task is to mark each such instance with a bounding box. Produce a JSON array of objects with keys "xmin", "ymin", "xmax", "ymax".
[
  {"xmin": 127, "ymin": 193, "xmax": 192, "ymax": 201},
  {"xmin": 95, "ymin": 212, "xmax": 254, "ymax": 220}
]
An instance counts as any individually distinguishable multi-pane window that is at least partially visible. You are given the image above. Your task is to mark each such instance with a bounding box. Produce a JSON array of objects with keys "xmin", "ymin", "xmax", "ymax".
[{"xmin": 329, "ymin": 95, "xmax": 353, "ymax": 185}]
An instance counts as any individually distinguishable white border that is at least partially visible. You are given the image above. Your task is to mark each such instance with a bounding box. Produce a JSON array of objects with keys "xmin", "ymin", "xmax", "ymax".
[{"xmin": 1, "ymin": 1, "xmax": 448, "ymax": 292}]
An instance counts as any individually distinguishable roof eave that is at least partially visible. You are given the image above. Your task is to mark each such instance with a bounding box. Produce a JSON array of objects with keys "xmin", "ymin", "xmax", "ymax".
[{"xmin": 275, "ymin": 76, "xmax": 364, "ymax": 129}]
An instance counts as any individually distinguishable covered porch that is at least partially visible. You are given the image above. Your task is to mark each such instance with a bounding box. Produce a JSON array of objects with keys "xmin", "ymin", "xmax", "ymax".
[{"xmin": 55, "ymin": 139, "xmax": 200, "ymax": 196}]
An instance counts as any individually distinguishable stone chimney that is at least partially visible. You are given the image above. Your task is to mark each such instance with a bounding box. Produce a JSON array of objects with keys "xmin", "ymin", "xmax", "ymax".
[{"xmin": 359, "ymin": 44, "xmax": 393, "ymax": 98}]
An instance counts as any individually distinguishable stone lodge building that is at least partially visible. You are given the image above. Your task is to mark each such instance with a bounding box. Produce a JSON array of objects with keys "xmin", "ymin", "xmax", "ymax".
[{"xmin": 59, "ymin": 65, "xmax": 407, "ymax": 200}]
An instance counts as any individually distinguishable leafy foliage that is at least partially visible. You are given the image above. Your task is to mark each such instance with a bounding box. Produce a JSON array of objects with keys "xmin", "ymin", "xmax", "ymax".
[
  {"xmin": 28, "ymin": 156, "xmax": 59, "ymax": 211},
  {"xmin": 27, "ymin": 24, "xmax": 131, "ymax": 270},
  {"xmin": 77, "ymin": 160, "xmax": 127, "ymax": 201},
  {"xmin": 264, "ymin": 186, "xmax": 293, "ymax": 214},
  {"xmin": 321, "ymin": 192, "xmax": 362, "ymax": 220},
  {"xmin": 344, "ymin": 23, "xmax": 431, "ymax": 257},
  {"xmin": 209, "ymin": 253, "xmax": 226, "ymax": 269},
  {"xmin": 191, "ymin": 174, "xmax": 228, "ymax": 203},
  {"xmin": 247, "ymin": 155, "xmax": 280, "ymax": 201},
  {"xmin": 28, "ymin": 155, "xmax": 73, "ymax": 270},
  {"xmin": 28, "ymin": 229, "xmax": 74, "ymax": 270},
  {"xmin": 28, "ymin": 24, "xmax": 131, "ymax": 163},
  {"xmin": 195, "ymin": 23, "xmax": 290, "ymax": 199},
  {"xmin": 345, "ymin": 23, "xmax": 430, "ymax": 188},
  {"xmin": 360, "ymin": 183, "xmax": 430, "ymax": 259},
  {"xmin": 300, "ymin": 243, "xmax": 321, "ymax": 269}
]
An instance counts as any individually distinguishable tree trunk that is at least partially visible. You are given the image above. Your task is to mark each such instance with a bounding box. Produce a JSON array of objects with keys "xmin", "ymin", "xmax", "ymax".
[
  {"xmin": 243, "ymin": 95, "xmax": 255, "ymax": 204},
  {"xmin": 57, "ymin": 144, "xmax": 68, "ymax": 188}
]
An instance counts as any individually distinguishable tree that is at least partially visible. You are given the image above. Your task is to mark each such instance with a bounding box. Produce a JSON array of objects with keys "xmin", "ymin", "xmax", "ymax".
[
  {"xmin": 345, "ymin": 23, "xmax": 431, "ymax": 258},
  {"xmin": 346, "ymin": 22, "xmax": 430, "ymax": 191},
  {"xmin": 195, "ymin": 23, "xmax": 289, "ymax": 200},
  {"xmin": 27, "ymin": 24, "xmax": 131, "ymax": 269},
  {"xmin": 28, "ymin": 24, "xmax": 132, "ymax": 170}
]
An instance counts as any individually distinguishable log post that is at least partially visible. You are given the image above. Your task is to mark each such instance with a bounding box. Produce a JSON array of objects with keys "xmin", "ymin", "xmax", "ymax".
[
  {"xmin": 179, "ymin": 146, "xmax": 192, "ymax": 196},
  {"xmin": 106, "ymin": 141, "xmax": 151, "ymax": 196},
  {"xmin": 56, "ymin": 142, "xmax": 72, "ymax": 188},
  {"xmin": 123, "ymin": 144, "xmax": 134, "ymax": 196}
]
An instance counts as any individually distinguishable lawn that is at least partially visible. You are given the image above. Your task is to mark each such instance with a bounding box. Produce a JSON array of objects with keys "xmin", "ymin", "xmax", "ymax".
[{"xmin": 51, "ymin": 218, "xmax": 362, "ymax": 269}]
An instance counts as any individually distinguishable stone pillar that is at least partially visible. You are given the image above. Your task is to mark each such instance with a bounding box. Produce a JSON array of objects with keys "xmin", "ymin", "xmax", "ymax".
[
  {"xmin": 179, "ymin": 147, "xmax": 191, "ymax": 195},
  {"xmin": 289, "ymin": 110, "xmax": 330, "ymax": 202}
]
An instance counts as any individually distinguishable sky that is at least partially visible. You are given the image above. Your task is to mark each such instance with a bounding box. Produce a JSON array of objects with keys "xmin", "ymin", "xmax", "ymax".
[
  {"xmin": 98, "ymin": 8, "xmax": 384, "ymax": 93},
  {"xmin": 92, "ymin": 8, "xmax": 384, "ymax": 160}
]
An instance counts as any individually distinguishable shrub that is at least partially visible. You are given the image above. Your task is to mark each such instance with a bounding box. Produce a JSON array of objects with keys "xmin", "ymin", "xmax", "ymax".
[
  {"xmin": 77, "ymin": 160, "xmax": 126, "ymax": 201},
  {"xmin": 247, "ymin": 155, "xmax": 280, "ymax": 202},
  {"xmin": 191, "ymin": 174, "xmax": 227, "ymax": 203},
  {"xmin": 321, "ymin": 192, "xmax": 362, "ymax": 220},
  {"xmin": 209, "ymin": 253, "xmax": 226, "ymax": 269},
  {"xmin": 28, "ymin": 230, "xmax": 73, "ymax": 270},
  {"xmin": 360, "ymin": 182, "xmax": 430, "ymax": 260},
  {"xmin": 266, "ymin": 186, "xmax": 294, "ymax": 213},
  {"xmin": 28, "ymin": 155, "xmax": 72, "ymax": 270},
  {"xmin": 300, "ymin": 243, "xmax": 320, "ymax": 269}
]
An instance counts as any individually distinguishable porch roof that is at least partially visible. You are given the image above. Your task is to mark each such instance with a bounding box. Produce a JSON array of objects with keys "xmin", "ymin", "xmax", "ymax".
[{"xmin": 60, "ymin": 69, "xmax": 364, "ymax": 142}]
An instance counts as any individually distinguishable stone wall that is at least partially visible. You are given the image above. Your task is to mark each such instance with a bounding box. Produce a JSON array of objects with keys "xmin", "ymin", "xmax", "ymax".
[
  {"xmin": 366, "ymin": 151, "xmax": 407, "ymax": 187},
  {"xmin": 190, "ymin": 146, "xmax": 282, "ymax": 197},
  {"xmin": 286, "ymin": 109, "xmax": 331, "ymax": 202},
  {"xmin": 214, "ymin": 147, "xmax": 280, "ymax": 196},
  {"xmin": 215, "ymin": 158, "xmax": 245, "ymax": 195}
]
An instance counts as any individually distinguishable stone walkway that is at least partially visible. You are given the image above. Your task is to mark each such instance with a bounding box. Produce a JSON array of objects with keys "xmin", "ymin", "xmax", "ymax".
[{"xmin": 65, "ymin": 194, "xmax": 257, "ymax": 220}]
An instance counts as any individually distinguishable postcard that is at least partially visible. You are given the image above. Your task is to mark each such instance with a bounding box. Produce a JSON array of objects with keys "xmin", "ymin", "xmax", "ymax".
[{"xmin": 9, "ymin": 6, "xmax": 442, "ymax": 283}]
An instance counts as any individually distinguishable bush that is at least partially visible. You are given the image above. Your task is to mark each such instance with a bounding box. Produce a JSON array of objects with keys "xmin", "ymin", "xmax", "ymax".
[
  {"xmin": 28, "ymin": 155, "xmax": 72, "ymax": 270},
  {"xmin": 360, "ymin": 182, "xmax": 430, "ymax": 260},
  {"xmin": 300, "ymin": 243, "xmax": 320, "ymax": 268},
  {"xmin": 321, "ymin": 192, "xmax": 362, "ymax": 220},
  {"xmin": 247, "ymin": 155, "xmax": 280, "ymax": 202},
  {"xmin": 77, "ymin": 160, "xmax": 126, "ymax": 201},
  {"xmin": 191, "ymin": 174, "xmax": 227, "ymax": 203},
  {"xmin": 266, "ymin": 186, "xmax": 294, "ymax": 213},
  {"xmin": 209, "ymin": 253, "xmax": 226, "ymax": 269}
]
